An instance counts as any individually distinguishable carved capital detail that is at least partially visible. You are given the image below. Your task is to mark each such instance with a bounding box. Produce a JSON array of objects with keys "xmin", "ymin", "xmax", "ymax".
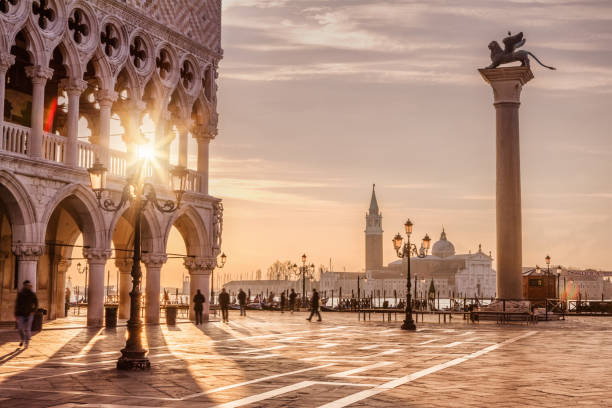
[
  {"xmin": 192, "ymin": 123, "xmax": 216, "ymax": 140},
  {"xmin": 25, "ymin": 65, "xmax": 54, "ymax": 83},
  {"xmin": 184, "ymin": 256, "xmax": 215, "ymax": 274},
  {"xmin": 12, "ymin": 244, "xmax": 44, "ymax": 261},
  {"xmin": 83, "ymin": 248, "xmax": 112, "ymax": 264},
  {"xmin": 0, "ymin": 54, "xmax": 15, "ymax": 72},
  {"xmin": 115, "ymin": 257, "xmax": 134, "ymax": 273},
  {"xmin": 96, "ymin": 89, "xmax": 118, "ymax": 107},
  {"xmin": 60, "ymin": 78, "xmax": 89, "ymax": 95},
  {"xmin": 142, "ymin": 253, "xmax": 168, "ymax": 268}
]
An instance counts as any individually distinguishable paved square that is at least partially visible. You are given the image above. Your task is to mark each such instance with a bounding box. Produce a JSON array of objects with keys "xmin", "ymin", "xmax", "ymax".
[{"xmin": 0, "ymin": 311, "xmax": 611, "ymax": 407}]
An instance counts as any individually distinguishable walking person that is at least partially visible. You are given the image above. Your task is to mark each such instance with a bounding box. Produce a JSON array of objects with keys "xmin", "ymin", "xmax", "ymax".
[
  {"xmin": 280, "ymin": 291, "xmax": 286, "ymax": 313},
  {"xmin": 15, "ymin": 280, "xmax": 38, "ymax": 348},
  {"xmin": 219, "ymin": 288, "xmax": 230, "ymax": 323},
  {"xmin": 193, "ymin": 289, "xmax": 205, "ymax": 325},
  {"xmin": 238, "ymin": 288, "xmax": 247, "ymax": 316},
  {"xmin": 289, "ymin": 289, "xmax": 297, "ymax": 313},
  {"xmin": 306, "ymin": 288, "xmax": 322, "ymax": 322}
]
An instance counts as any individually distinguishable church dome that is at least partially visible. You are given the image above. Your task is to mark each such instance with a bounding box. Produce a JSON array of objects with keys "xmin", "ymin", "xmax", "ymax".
[{"xmin": 432, "ymin": 229, "xmax": 455, "ymax": 258}]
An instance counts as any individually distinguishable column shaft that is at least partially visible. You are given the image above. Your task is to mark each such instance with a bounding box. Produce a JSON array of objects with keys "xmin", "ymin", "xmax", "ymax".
[
  {"xmin": 178, "ymin": 126, "xmax": 189, "ymax": 167},
  {"xmin": 189, "ymin": 271, "xmax": 211, "ymax": 321},
  {"xmin": 0, "ymin": 54, "xmax": 15, "ymax": 122},
  {"xmin": 63, "ymin": 80, "xmax": 87, "ymax": 167},
  {"xmin": 26, "ymin": 66, "xmax": 53, "ymax": 159},
  {"xmin": 197, "ymin": 138, "xmax": 210, "ymax": 194},
  {"xmin": 116, "ymin": 258, "xmax": 133, "ymax": 320},
  {"xmin": 84, "ymin": 249, "xmax": 110, "ymax": 327},
  {"xmin": 13, "ymin": 244, "xmax": 43, "ymax": 291},
  {"xmin": 96, "ymin": 90, "xmax": 117, "ymax": 167}
]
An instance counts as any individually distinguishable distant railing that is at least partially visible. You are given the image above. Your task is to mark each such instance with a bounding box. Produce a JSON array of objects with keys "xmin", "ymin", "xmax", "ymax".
[
  {"xmin": 78, "ymin": 141, "xmax": 98, "ymax": 169},
  {"xmin": 42, "ymin": 132, "xmax": 66, "ymax": 163},
  {"xmin": 185, "ymin": 169, "xmax": 201, "ymax": 193},
  {"xmin": 1, "ymin": 122, "xmax": 29, "ymax": 156}
]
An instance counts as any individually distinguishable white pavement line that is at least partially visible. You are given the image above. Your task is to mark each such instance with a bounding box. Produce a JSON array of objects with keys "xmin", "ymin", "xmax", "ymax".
[
  {"xmin": 418, "ymin": 338, "xmax": 442, "ymax": 345},
  {"xmin": 181, "ymin": 363, "xmax": 336, "ymax": 401},
  {"xmin": 371, "ymin": 349, "xmax": 402, "ymax": 357},
  {"xmin": 329, "ymin": 362, "xmax": 394, "ymax": 378},
  {"xmin": 442, "ymin": 342, "xmax": 463, "ymax": 348},
  {"xmin": 3, "ymin": 365, "xmax": 117, "ymax": 382},
  {"xmin": 211, "ymin": 380, "xmax": 372, "ymax": 408},
  {"xmin": 235, "ymin": 345, "xmax": 288, "ymax": 354},
  {"xmin": 317, "ymin": 331, "xmax": 537, "ymax": 408},
  {"xmin": 319, "ymin": 343, "xmax": 339, "ymax": 349},
  {"xmin": 0, "ymin": 387, "xmax": 177, "ymax": 402},
  {"xmin": 457, "ymin": 331, "xmax": 475, "ymax": 336}
]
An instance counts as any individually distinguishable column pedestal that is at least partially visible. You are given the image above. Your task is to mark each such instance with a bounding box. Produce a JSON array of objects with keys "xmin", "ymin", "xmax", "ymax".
[{"xmin": 479, "ymin": 67, "xmax": 533, "ymax": 300}]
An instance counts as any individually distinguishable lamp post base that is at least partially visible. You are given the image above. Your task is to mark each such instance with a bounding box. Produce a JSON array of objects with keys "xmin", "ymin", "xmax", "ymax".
[
  {"xmin": 401, "ymin": 316, "xmax": 416, "ymax": 331},
  {"xmin": 117, "ymin": 348, "xmax": 150, "ymax": 370}
]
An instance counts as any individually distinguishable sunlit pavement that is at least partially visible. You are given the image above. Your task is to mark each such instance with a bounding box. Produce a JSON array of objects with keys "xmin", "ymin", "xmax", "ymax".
[{"xmin": 0, "ymin": 311, "xmax": 611, "ymax": 407}]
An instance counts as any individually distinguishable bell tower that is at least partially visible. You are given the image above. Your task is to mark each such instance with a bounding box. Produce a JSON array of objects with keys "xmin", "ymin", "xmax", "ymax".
[{"xmin": 365, "ymin": 184, "xmax": 383, "ymax": 272}]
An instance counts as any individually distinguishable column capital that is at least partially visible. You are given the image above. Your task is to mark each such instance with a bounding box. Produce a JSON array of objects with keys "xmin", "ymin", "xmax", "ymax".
[
  {"xmin": 479, "ymin": 67, "xmax": 533, "ymax": 104},
  {"xmin": 0, "ymin": 53, "xmax": 15, "ymax": 72},
  {"xmin": 184, "ymin": 256, "xmax": 215, "ymax": 274},
  {"xmin": 159, "ymin": 109, "xmax": 172, "ymax": 122},
  {"xmin": 142, "ymin": 253, "xmax": 168, "ymax": 268},
  {"xmin": 192, "ymin": 123, "xmax": 216, "ymax": 140},
  {"xmin": 12, "ymin": 243, "xmax": 44, "ymax": 260},
  {"xmin": 25, "ymin": 65, "xmax": 54, "ymax": 83},
  {"xmin": 177, "ymin": 118, "xmax": 195, "ymax": 134},
  {"xmin": 83, "ymin": 248, "xmax": 112, "ymax": 264},
  {"xmin": 60, "ymin": 78, "xmax": 88, "ymax": 95},
  {"xmin": 96, "ymin": 89, "xmax": 118, "ymax": 107},
  {"xmin": 115, "ymin": 257, "xmax": 133, "ymax": 274}
]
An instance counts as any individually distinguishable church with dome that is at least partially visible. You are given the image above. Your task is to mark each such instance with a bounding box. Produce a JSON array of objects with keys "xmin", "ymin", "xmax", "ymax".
[{"xmin": 363, "ymin": 185, "xmax": 497, "ymax": 299}]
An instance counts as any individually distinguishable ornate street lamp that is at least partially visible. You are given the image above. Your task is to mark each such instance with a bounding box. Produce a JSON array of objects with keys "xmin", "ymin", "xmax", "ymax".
[
  {"xmin": 545, "ymin": 255, "xmax": 551, "ymax": 299},
  {"xmin": 88, "ymin": 158, "xmax": 187, "ymax": 370},
  {"xmin": 291, "ymin": 254, "xmax": 315, "ymax": 308},
  {"xmin": 76, "ymin": 262, "xmax": 88, "ymax": 303},
  {"xmin": 392, "ymin": 218, "xmax": 430, "ymax": 331}
]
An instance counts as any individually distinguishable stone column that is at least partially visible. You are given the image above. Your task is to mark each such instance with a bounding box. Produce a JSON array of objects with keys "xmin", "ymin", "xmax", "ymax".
[
  {"xmin": 120, "ymin": 99, "xmax": 146, "ymax": 160},
  {"xmin": 83, "ymin": 248, "xmax": 111, "ymax": 327},
  {"xmin": 95, "ymin": 89, "xmax": 117, "ymax": 167},
  {"xmin": 193, "ymin": 124, "xmax": 215, "ymax": 194},
  {"xmin": 25, "ymin": 65, "xmax": 54, "ymax": 159},
  {"xmin": 185, "ymin": 257, "xmax": 212, "ymax": 321},
  {"xmin": 155, "ymin": 109, "xmax": 172, "ymax": 184},
  {"xmin": 479, "ymin": 67, "xmax": 533, "ymax": 299},
  {"xmin": 56, "ymin": 258, "xmax": 70, "ymax": 318},
  {"xmin": 0, "ymin": 53, "xmax": 15, "ymax": 122},
  {"xmin": 12, "ymin": 244, "xmax": 43, "ymax": 291},
  {"xmin": 115, "ymin": 257, "xmax": 133, "ymax": 319},
  {"xmin": 61, "ymin": 79, "xmax": 88, "ymax": 167},
  {"xmin": 142, "ymin": 254, "xmax": 167, "ymax": 324},
  {"xmin": 177, "ymin": 119, "xmax": 193, "ymax": 168}
]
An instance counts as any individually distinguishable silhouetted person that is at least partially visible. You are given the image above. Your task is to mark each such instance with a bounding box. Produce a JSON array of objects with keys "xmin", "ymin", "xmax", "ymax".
[
  {"xmin": 219, "ymin": 288, "xmax": 230, "ymax": 322},
  {"xmin": 238, "ymin": 289, "xmax": 247, "ymax": 316},
  {"xmin": 280, "ymin": 292, "xmax": 286, "ymax": 313},
  {"xmin": 193, "ymin": 289, "xmax": 205, "ymax": 325},
  {"xmin": 289, "ymin": 289, "xmax": 297, "ymax": 313},
  {"xmin": 15, "ymin": 280, "xmax": 38, "ymax": 348},
  {"xmin": 64, "ymin": 287, "xmax": 71, "ymax": 317},
  {"xmin": 307, "ymin": 289, "xmax": 321, "ymax": 322}
]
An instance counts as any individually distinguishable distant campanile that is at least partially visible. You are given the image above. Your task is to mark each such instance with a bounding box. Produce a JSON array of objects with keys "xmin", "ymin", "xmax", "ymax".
[{"xmin": 365, "ymin": 184, "xmax": 383, "ymax": 272}]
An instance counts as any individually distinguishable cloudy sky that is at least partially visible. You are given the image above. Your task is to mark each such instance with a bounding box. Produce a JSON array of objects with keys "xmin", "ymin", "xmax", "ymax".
[{"xmin": 177, "ymin": 0, "xmax": 612, "ymax": 287}]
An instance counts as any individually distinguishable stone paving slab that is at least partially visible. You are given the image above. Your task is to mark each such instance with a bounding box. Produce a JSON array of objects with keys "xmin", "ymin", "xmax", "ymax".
[{"xmin": 0, "ymin": 311, "xmax": 611, "ymax": 407}]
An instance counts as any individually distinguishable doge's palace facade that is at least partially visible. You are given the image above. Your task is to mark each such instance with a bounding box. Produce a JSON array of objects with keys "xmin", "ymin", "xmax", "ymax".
[{"xmin": 0, "ymin": 0, "xmax": 223, "ymax": 325}]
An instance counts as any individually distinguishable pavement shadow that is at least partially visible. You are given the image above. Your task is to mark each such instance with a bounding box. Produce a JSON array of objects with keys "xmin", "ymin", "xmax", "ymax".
[{"xmin": 0, "ymin": 347, "xmax": 24, "ymax": 365}]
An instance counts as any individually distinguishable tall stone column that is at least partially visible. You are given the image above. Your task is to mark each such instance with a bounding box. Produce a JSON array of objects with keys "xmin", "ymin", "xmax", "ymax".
[
  {"xmin": 155, "ymin": 109, "xmax": 172, "ymax": 183},
  {"xmin": 95, "ymin": 89, "xmax": 117, "ymax": 167},
  {"xmin": 84, "ymin": 248, "xmax": 111, "ymax": 327},
  {"xmin": 0, "ymin": 54, "xmax": 15, "ymax": 122},
  {"xmin": 115, "ymin": 257, "xmax": 133, "ymax": 319},
  {"xmin": 56, "ymin": 258, "xmax": 70, "ymax": 318},
  {"xmin": 12, "ymin": 244, "xmax": 43, "ymax": 291},
  {"xmin": 479, "ymin": 67, "xmax": 533, "ymax": 299},
  {"xmin": 193, "ymin": 124, "xmax": 215, "ymax": 194},
  {"xmin": 185, "ymin": 257, "xmax": 212, "ymax": 321},
  {"xmin": 25, "ymin": 65, "xmax": 54, "ymax": 159},
  {"xmin": 120, "ymin": 99, "xmax": 146, "ymax": 160},
  {"xmin": 142, "ymin": 254, "xmax": 167, "ymax": 324},
  {"xmin": 177, "ymin": 119, "xmax": 193, "ymax": 168},
  {"xmin": 61, "ymin": 79, "xmax": 88, "ymax": 167}
]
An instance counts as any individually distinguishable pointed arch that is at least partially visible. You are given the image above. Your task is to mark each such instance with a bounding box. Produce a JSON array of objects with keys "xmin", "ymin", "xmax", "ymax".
[
  {"xmin": 53, "ymin": 38, "xmax": 83, "ymax": 80},
  {"xmin": 41, "ymin": 184, "xmax": 106, "ymax": 250},
  {"xmin": 108, "ymin": 203, "xmax": 165, "ymax": 255},
  {"xmin": 0, "ymin": 171, "xmax": 37, "ymax": 244},
  {"xmin": 163, "ymin": 205, "xmax": 210, "ymax": 257}
]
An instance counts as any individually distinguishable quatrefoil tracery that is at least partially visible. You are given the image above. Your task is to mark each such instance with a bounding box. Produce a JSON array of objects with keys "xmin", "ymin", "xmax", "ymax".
[
  {"xmin": 68, "ymin": 9, "xmax": 89, "ymax": 44},
  {"xmin": 0, "ymin": 0, "xmax": 18, "ymax": 14},
  {"xmin": 32, "ymin": 0, "xmax": 55, "ymax": 30},
  {"xmin": 156, "ymin": 49, "xmax": 171, "ymax": 79},
  {"xmin": 130, "ymin": 36, "xmax": 147, "ymax": 69},
  {"xmin": 100, "ymin": 24, "xmax": 119, "ymax": 57},
  {"xmin": 180, "ymin": 61, "xmax": 194, "ymax": 89}
]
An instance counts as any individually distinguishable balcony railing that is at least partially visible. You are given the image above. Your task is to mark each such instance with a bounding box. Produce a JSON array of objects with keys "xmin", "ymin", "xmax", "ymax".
[{"xmin": 0, "ymin": 122, "xmax": 203, "ymax": 194}]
